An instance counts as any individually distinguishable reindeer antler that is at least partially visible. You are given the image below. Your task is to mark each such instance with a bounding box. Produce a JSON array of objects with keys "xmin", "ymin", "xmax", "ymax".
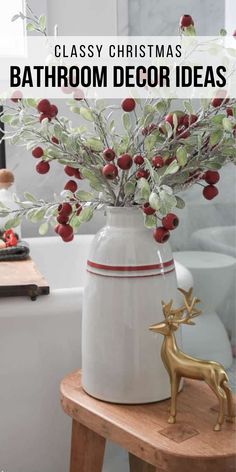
[{"xmin": 173, "ymin": 288, "xmax": 201, "ymax": 325}]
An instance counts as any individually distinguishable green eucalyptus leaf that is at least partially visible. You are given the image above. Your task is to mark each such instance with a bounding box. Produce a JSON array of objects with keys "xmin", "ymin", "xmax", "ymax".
[
  {"xmin": 124, "ymin": 181, "xmax": 136, "ymax": 196},
  {"xmin": 39, "ymin": 222, "xmax": 49, "ymax": 236},
  {"xmin": 205, "ymin": 162, "xmax": 222, "ymax": 170},
  {"xmin": 4, "ymin": 216, "xmax": 21, "ymax": 229},
  {"xmin": 175, "ymin": 196, "xmax": 185, "ymax": 209},
  {"xmin": 163, "ymin": 160, "xmax": 179, "ymax": 176},
  {"xmin": 173, "ymin": 113, "xmax": 178, "ymax": 134},
  {"xmin": 78, "ymin": 207, "xmax": 93, "ymax": 222},
  {"xmin": 26, "ymin": 23, "xmax": 35, "ymax": 31},
  {"xmin": 24, "ymin": 98, "xmax": 37, "ymax": 108},
  {"xmin": 222, "ymin": 117, "xmax": 233, "ymax": 132},
  {"xmin": 70, "ymin": 106, "xmax": 81, "ymax": 114},
  {"xmin": 1, "ymin": 114, "xmax": 15, "ymax": 124},
  {"xmin": 144, "ymin": 214, "xmax": 156, "ymax": 229},
  {"xmin": 137, "ymin": 177, "xmax": 150, "ymax": 200},
  {"xmin": 122, "ymin": 113, "xmax": 131, "ymax": 131},
  {"xmin": 80, "ymin": 107, "xmax": 94, "ymax": 122},
  {"xmin": 85, "ymin": 138, "xmax": 103, "ymax": 152},
  {"xmin": 155, "ymin": 100, "xmax": 167, "ymax": 114},
  {"xmin": 176, "ymin": 147, "xmax": 188, "ymax": 166},
  {"xmin": 39, "ymin": 15, "xmax": 46, "ymax": 31},
  {"xmin": 149, "ymin": 192, "xmax": 160, "ymax": 210},
  {"xmin": 165, "ymin": 121, "xmax": 173, "ymax": 138},
  {"xmin": 29, "ymin": 207, "xmax": 46, "ymax": 223},
  {"xmin": 209, "ymin": 130, "xmax": 223, "ymax": 146},
  {"xmin": 75, "ymin": 190, "xmax": 94, "ymax": 202},
  {"xmin": 183, "ymin": 100, "xmax": 193, "ymax": 114},
  {"xmin": 211, "ymin": 114, "xmax": 225, "ymax": 124},
  {"xmin": 23, "ymin": 192, "xmax": 37, "ymax": 203}
]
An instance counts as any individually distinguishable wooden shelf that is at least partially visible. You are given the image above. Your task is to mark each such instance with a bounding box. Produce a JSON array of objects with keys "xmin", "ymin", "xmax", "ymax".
[{"xmin": 0, "ymin": 258, "xmax": 49, "ymax": 300}]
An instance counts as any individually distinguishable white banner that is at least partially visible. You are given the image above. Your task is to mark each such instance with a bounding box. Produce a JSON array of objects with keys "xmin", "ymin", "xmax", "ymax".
[{"xmin": 0, "ymin": 36, "xmax": 236, "ymax": 99}]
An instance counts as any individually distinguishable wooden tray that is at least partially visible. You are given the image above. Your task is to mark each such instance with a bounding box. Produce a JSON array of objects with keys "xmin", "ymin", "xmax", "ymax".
[{"xmin": 0, "ymin": 258, "xmax": 50, "ymax": 300}]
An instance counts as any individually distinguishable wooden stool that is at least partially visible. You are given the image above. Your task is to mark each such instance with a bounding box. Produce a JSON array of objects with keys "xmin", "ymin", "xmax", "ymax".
[{"xmin": 60, "ymin": 370, "xmax": 236, "ymax": 472}]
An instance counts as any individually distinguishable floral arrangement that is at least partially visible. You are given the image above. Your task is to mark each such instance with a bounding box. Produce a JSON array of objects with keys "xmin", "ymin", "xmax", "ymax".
[{"xmin": 0, "ymin": 10, "xmax": 236, "ymax": 243}]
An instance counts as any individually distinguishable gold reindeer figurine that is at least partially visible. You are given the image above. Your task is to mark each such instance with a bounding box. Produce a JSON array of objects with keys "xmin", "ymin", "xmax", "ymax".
[{"xmin": 149, "ymin": 288, "xmax": 234, "ymax": 431}]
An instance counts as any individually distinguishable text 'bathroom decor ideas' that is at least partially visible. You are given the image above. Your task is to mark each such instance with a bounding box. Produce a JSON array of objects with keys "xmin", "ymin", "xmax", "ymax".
[{"xmin": 0, "ymin": 10, "xmax": 236, "ymax": 402}]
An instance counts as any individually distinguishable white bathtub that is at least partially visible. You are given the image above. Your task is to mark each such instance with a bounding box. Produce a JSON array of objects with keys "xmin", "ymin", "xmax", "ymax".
[
  {"xmin": 0, "ymin": 235, "xmax": 95, "ymax": 472},
  {"xmin": 0, "ymin": 235, "xmax": 198, "ymax": 472}
]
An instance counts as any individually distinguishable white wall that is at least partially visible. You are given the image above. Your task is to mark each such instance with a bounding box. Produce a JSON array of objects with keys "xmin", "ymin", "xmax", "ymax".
[
  {"xmin": 225, "ymin": 0, "xmax": 236, "ymax": 34},
  {"xmin": 47, "ymin": 0, "xmax": 118, "ymax": 35}
]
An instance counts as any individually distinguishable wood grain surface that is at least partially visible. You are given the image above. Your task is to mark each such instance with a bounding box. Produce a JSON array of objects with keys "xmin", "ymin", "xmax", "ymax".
[
  {"xmin": 0, "ymin": 258, "xmax": 49, "ymax": 298},
  {"xmin": 60, "ymin": 370, "xmax": 236, "ymax": 472}
]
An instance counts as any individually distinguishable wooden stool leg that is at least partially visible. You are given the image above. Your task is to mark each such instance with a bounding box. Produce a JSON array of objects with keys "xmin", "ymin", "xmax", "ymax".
[
  {"xmin": 70, "ymin": 419, "xmax": 106, "ymax": 472},
  {"xmin": 129, "ymin": 453, "xmax": 156, "ymax": 472}
]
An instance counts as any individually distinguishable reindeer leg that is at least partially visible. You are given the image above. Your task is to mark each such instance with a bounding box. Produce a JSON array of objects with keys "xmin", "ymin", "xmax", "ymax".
[
  {"xmin": 207, "ymin": 378, "xmax": 226, "ymax": 431},
  {"xmin": 222, "ymin": 380, "xmax": 235, "ymax": 423},
  {"xmin": 168, "ymin": 374, "xmax": 180, "ymax": 424}
]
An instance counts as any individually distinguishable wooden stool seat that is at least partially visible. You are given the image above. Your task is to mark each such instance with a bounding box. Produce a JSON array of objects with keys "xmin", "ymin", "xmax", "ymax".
[{"xmin": 60, "ymin": 370, "xmax": 236, "ymax": 472}]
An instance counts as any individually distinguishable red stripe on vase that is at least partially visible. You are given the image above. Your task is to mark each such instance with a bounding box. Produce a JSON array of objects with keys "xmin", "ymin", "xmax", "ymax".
[
  {"xmin": 87, "ymin": 259, "xmax": 174, "ymax": 272},
  {"xmin": 86, "ymin": 268, "xmax": 175, "ymax": 278}
]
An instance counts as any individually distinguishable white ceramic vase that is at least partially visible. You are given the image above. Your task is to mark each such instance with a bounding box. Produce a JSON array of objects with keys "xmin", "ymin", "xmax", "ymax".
[{"xmin": 82, "ymin": 207, "xmax": 181, "ymax": 403}]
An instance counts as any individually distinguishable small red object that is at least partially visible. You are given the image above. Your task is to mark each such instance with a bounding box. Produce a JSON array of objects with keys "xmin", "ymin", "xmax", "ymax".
[
  {"xmin": 3, "ymin": 229, "xmax": 18, "ymax": 247},
  {"xmin": 121, "ymin": 98, "xmax": 136, "ymax": 112}
]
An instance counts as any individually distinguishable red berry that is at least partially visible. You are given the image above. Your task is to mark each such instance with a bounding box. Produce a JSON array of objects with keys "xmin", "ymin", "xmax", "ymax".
[
  {"xmin": 39, "ymin": 113, "xmax": 51, "ymax": 123},
  {"xmin": 11, "ymin": 91, "xmax": 23, "ymax": 102},
  {"xmin": 142, "ymin": 203, "xmax": 156, "ymax": 215},
  {"xmin": 62, "ymin": 233, "xmax": 74, "ymax": 242},
  {"xmin": 226, "ymin": 107, "xmax": 233, "ymax": 117},
  {"xmin": 73, "ymin": 88, "xmax": 85, "ymax": 101},
  {"xmin": 37, "ymin": 99, "xmax": 51, "ymax": 114},
  {"xmin": 102, "ymin": 163, "xmax": 118, "ymax": 180},
  {"xmin": 135, "ymin": 169, "xmax": 149, "ymax": 180},
  {"xmin": 180, "ymin": 15, "xmax": 194, "ymax": 28},
  {"xmin": 211, "ymin": 97, "xmax": 224, "ymax": 108},
  {"xmin": 153, "ymin": 227, "xmax": 170, "ymax": 244},
  {"xmin": 54, "ymin": 224, "xmax": 60, "ymax": 234},
  {"xmin": 233, "ymin": 30, "xmax": 236, "ymax": 38},
  {"xmin": 36, "ymin": 161, "xmax": 50, "ymax": 174},
  {"xmin": 64, "ymin": 165, "xmax": 75, "ymax": 177},
  {"xmin": 58, "ymin": 202, "xmax": 72, "ymax": 216},
  {"xmin": 73, "ymin": 169, "xmax": 82, "ymax": 179},
  {"xmin": 117, "ymin": 154, "xmax": 133, "ymax": 170},
  {"xmin": 203, "ymin": 185, "xmax": 219, "ymax": 200},
  {"xmin": 51, "ymin": 136, "xmax": 59, "ymax": 144},
  {"xmin": 57, "ymin": 214, "xmax": 69, "ymax": 224},
  {"xmin": 142, "ymin": 124, "xmax": 157, "ymax": 136},
  {"xmin": 58, "ymin": 224, "xmax": 73, "ymax": 239},
  {"xmin": 165, "ymin": 112, "xmax": 184, "ymax": 128},
  {"xmin": 165, "ymin": 113, "xmax": 174, "ymax": 127},
  {"xmin": 204, "ymin": 170, "xmax": 220, "ymax": 185},
  {"xmin": 64, "ymin": 180, "xmax": 78, "ymax": 193},
  {"xmin": 165, "ymin": 156, "xmax": 176, "ymax": 166},
  {"xmin": 152, "ymin": 155, "xmax": 164, "ymax": 168},
  {"xmin": 134, "ymin": 154, "xmax": 144, "ymax": 165},
  {"xmin": 32, "ymin": 147, "xmax": 44, "ymax": 158},
  {"xmin": 121, "ymin": 98, "xmax": 136, "ymax": 112},
  {"xmin": 76, "ymin": 204, "xmax": 82, "ymax": 216},
  {"xmin": 49, "ymin": 104, "xmax": 58, "ymax": 118},
  {"xmin": 103, "ymin": 148, "xmax": 116, "ymax": 162},
  {"xmin": 176, "ymin": 125, "xmax": 190, "ymax": 139},
  {"xmin": 183, "ymin": 114, "xmax": 198, "ymax": 127},
  {"xmin": 162, "ymin": 213, "xmax": 179, "ymax": 231}
]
